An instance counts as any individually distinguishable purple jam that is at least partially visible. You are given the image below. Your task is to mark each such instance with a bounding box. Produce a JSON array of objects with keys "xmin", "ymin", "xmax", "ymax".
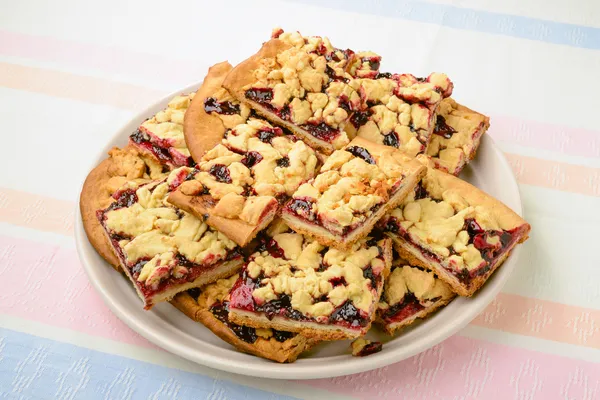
[
  {"xmin": 350, "ymin": 110, "xmax": 372, "ymax": 128},
  {"xmin": 210, "ymin": 301, "xmax": 258, "ymax": 343},
  {"xmin": 204, "ymin": 97, "xmax": 241, "ymax": 115},
  {"xmin": 362, "ymin": 265, "xmax": 380, "ymax": 287},
  {"xmin": 382, "ymin": 132, "xmax": 400, "ymax": 148},
  {"xmin": 241, "ymin": 151, "xmax": 263, "ymax": 168},
  {"xmin": 286, "ymin": 198, "xmax": 316, "ymax": 220},
  {"xmin": 209, "ymin": 164, "xmax": 232, "ymax": 183},
  {"xmin": 276, "ymin": 156, "xmax": 290, "ymax": 168},
  {"xmin": 245, "ymin": 88, "xmax": 273, "ymax": 103},
  {"xmin": 381, "ymin": 292, "xmax": 424, "ymax": 321},
  {"xmin": 300, "ymin": 121, "xmax": 340, "ymax": 142},
  {"xmin": 107, "ymin": 188, "xmax": 138, "ymax": 212},
  {"xmin": 255, "ymin": 237, "xmax": 286, "ymax": 259},
  {"xmin": 346, "ymin": 146, "xmax": 376, "ymax": 164},
  {"xmin": 434, "ymin": 116, "xmax": 457, "ymax": 139},
  {"xmin": 329, "ymin": 301, "xmax": 369, "ymax": 327},
  {"xmin": 355, "ymin": 341, "xmax": 383, "ymax": 357}
]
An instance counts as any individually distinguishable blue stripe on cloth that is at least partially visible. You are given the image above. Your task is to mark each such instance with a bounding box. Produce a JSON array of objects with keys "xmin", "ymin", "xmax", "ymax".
[
  {"xmin": 285, "ymin": 0, "xmax": 600, "ymax": 50},
  {"xmin": 0, "ymin": 328, "xmax": 297, "ymax": 400}
]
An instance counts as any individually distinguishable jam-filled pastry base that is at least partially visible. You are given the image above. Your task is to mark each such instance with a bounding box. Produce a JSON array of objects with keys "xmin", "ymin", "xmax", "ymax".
[
  {"xmin": 171, "ymin": 273, "xmax": 315, "ymax": 363},
  {"xmin": 426, "ymin": 98, "xmax": 490, "ymax": 176},
  {"xmin": 97, "ymin": 171, "xmax": 244, "ymax": 309},
  {"xmin": 281, "ymin": 137, "xmax": 426, "ymax": 250},
  {"xmin": 377, "ymin": 256, "xmax": 455, "ymax": 334},
  {"xmin": 380, "ymin": 156, "xmax": 530, "ymax": 296},
  {"xmin": 228, "ymin": 231, "xmax": 392, "ymax": 340}
]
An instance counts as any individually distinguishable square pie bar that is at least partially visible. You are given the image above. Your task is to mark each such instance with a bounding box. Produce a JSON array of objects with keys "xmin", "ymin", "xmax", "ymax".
[
  {"xmin": 377, "ymin": 257, "xmax": 455, "ymax": 335},
  {"xmin": 281, "ymin": 137, "xmax": 426, "ymax": 250},
  {"xmin": 224, "ymin": 36, "xmax": 364, "ymax": 155},
  {"xmin": 426, "ymin": 98, "xmax": 490, "ymax": 176},
  {"xmin": 168, "ymin": 117, "xmax": 319, "ymax": 247},
  {"xmin": 380, "ymin": 157, "xmax": 531, "ymax": 296},
  {"xmin": 97, "ymin": 171, "xmax": 244, "ymax": 309},
  {"xmin": 171, "ymin": 274, "xmax": 314, "ymax": 363},
  {"xmin": 228, "ymin": 232, "xmax": 393, "ymax": 340},
  {"xmin": 130, "ymin": 93, "xmax": 196, "ymax": 168},
  {"xmin": 347, "ymin": 73, "xmax": 453, "ymax": 157}
]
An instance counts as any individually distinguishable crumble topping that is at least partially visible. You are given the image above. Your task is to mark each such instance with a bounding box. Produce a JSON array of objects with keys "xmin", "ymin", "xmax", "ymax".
[
  {"xmin": 102, "ymin": 172, "xmax": 238, "ymax": 289},
  {"xmin": 136, "ymin": 93, "xmax": 195, "ymax": 161},
  {"xmin": 197, "ymin": 273, "xmax": 240, "ymax": 309},
  {"xmin": 248, "ymin": 233, "xmax": 387, "ymax": 319},
  {"xmin": 349, "ymin": 73, "xmax": 452, "ymax": 157},
  {"xmin": 177, "ymin": 118, "xmax": 318, "ymax": 225},
  {"xmin": 384, "ymin": 162, "xmax": 523, "ymax": 273},
  {"xmin": 383, "ymin": 264, "xmax": 453, "ymax": 307},
  {"xmin": 426, "ymin": 98, "xmax": 489, "ymax": 175},
  {"xmin": 286, "ymin": 143, "xmax": 415, "ymax": 234}
]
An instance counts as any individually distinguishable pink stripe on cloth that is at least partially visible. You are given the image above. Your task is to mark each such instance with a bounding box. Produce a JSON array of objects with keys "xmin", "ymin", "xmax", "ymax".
[
  {"xmin": 489, "ymin": 115, "xmax": 600, "ymax": 158},
  {"xmin": 0, "ymin": 30, "xmax": 203, "ymax": 86},
  {"xmin": 0, "ymin": 235, "xmax": 153, "ymax": 348},
  {"xmin": 305, "ymin": 335, "xmax": 600, "ymax": 399}
]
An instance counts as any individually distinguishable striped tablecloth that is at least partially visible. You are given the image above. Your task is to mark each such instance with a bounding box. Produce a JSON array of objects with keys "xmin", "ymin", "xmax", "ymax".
[{"xmin": 1, "ymin": 0, "xmax": 599, "ymax": 398}]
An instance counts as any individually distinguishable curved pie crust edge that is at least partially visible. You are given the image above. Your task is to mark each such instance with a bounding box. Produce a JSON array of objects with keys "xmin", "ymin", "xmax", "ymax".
[{"xmin": 183, "ymin": 61, "xmax": 234, "ymax": 163}]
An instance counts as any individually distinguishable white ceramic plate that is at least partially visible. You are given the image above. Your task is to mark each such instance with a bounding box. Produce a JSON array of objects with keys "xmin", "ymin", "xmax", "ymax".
[{"xmin": 75, "ymin": 82, "xmax": 525, "ymax": 380}]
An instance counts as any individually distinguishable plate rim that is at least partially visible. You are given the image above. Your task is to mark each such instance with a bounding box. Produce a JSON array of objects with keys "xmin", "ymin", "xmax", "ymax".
[{"xmin": 74, "ymin": 81, "xmax": 525, "ymax": 380}]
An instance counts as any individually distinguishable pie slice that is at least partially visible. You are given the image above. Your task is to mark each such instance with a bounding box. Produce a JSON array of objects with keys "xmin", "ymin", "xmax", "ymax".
[
  {"xmin": 130, "ymin": 93, "xmax": 196, "ymax": 167},
  {"xmin": 168, "ymin": 117, "xmax": 319, "ymax": 247},
  {"xmin": 346, "ymin": 73, "xmax": 454, "ymax": 157},
  {"xmin": 281, "ymin": 137, "xmax": 426, "ymax": 250},
  {"xmin": 97, "ymin": 170, "xmax": 244, "ymax": 309},
  {"xmin": 171, "ymin": 273, "xmax": 315, "ymax": 363},
  {"xmin": 426, "ymin": 98, "xmax": 490, "ymax": 175},
  {"xmin": 377, "ymin": 256, "xmax": 455, "ymax": 335},
  {"xmin": 223, "ymin": 36, "xmax": 364, "ymax": 155},
  {"xmin": 80, "ymin": 145, "xmax": 169, "ymax": 270},
  {"xmin": 379, "ymin": 156, "xmax": 531, "ymax": 296},
  {"xmin": 228, "ymin": 232, "xmax": 393, "ymax": 340}
]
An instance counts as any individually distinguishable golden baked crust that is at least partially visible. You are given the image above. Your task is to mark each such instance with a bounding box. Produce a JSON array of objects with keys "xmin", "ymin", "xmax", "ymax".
[
  {"xmin": 376, "ymin": 256, "xmax": 455, "ymax": 334},
  {"xmin": 381, "ymin": 156, "xmax": 530, "ymax": 296},
  {"xmin": 184, "ymin": 62, "xmax": 253, "ymax": 162},
  {"xmin": 281, "ymin": 136, "xmax": 426, "ymax": 250},
  {"xmin": 426, "ymin": 99, "xmax": 490, "ymax": 175},
  {"xmin": 80, "ymin": 146, "xmax": 168, "ymax": 270},
  {"xmin": 170, "ymin": 274, "xmax": 314, "ymax": 363},
  {"xmin": 228, "ymin": 234, "xmax": 393, "ymax": 340}
]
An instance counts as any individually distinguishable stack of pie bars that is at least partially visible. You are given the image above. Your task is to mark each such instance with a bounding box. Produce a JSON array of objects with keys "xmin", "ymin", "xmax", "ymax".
[{"xmin": 80, "ymin": 29, "xmax": 531, "ymax": 362}]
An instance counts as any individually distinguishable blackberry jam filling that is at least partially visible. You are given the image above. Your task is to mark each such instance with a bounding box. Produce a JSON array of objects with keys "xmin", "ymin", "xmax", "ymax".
[
  {"xmin": 276, "ymin": 156, "xmax": 290, "ymax": 168},
  {"xmin": 355, "ymin": 341, "xmax": 383, "ymax": 357},
  {"xmin": 241, "ymin": 151, "xmax": 263, "ymax": 168},
  {"xmin": 255, "ymin": 237, "xmax": 286, "ymax": 259},
  {"xmin": 286, "ymin": 198, "xmax": 316, "ymax": 220},
  {"xmin": 107, "ymin": 189, "xmax": 138, "ymax": 211},
  {"xmin": 362, "ymin": 265, "xmax": 380, "ymax": 287},
  {"xmin": 300, "ymin": 121, "xmax": 340, "ymax": 142},
  {"xmin": 245, "ymin": 88, "xmax": 274, "ymax": 104},
  {"xmin": 210, "ymin": 301, "xmax": 258, "ymax": 344},
  {"xmin": 350, "ymin": 110, "xmax": 372, "ymax": 128},
  {"xmin": 261, "ymin": 294, "xmax": 304, "ymax": 321},
  {"xmin": 434, "ymin": 116, "xmax": 456, "ymax": 139},
  {"xmin": 381, "ymin": 292, "xmax": 424, "ymax": 322},
  {"xmin": 273, "ymin": 330, "xmax": 295, "ymax": 342},
  {"xmin": 382, "ymin": 132, "xmax": 400, "ymax": 148},
  {"xmin": 204, "ymin": 97, "xmax": 241, "ymax": 115},
  {"xmin": 257, "ymin": 128, "xmax": 278, "ymax": 144},
  {"xmin": 330, "ymin": 301, "xmax": 369, "ymax": 328},
  {"xmin": 209, "ymin": 164, "xmax": 232, "ymax": 183},
  {"xmin": 346, "ymin": 146, "xmax": 375, "ymax": 164},
  {"xmin": 187, "ymin": 287, "xmax": 201, "ymax": 299}
]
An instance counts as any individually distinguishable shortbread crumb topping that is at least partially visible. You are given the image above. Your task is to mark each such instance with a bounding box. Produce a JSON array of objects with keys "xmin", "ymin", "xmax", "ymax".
[
  {"xmin": 248, "ymin": 233, "xmax": 387, "ymax": 320},
  {"xmin": 382, "ymin": 264, "xmax": 453, "ymax": 307},
  {"xmin": 102, "ymin": 172, "xmax": 238, "ymax": 289},
  {"xmin": 286, "ymin": 144, "xmax": 413, "ymax": 233}
]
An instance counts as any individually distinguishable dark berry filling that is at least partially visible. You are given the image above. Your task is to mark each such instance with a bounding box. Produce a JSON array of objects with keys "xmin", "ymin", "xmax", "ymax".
[
  {"xmin": 273, "ymin": 330, "xmax": 295, "ymax": 342},
  {"xmin": 350, "ymin": 110, "xmax": 372, "ymax": 128},
  {"xmin": 346, "ymin": 146, "xmax": 376, "ymax": 164},
  {"xmin": 204, "ymin": 97, "xmax": 241, "ymax": 115},
  {"xmin": 130, "ymin": 128, "xmax": 193, "ymax": 167},
  {"xmin": 362, "ymin": 265, "xmax": 380, "ymax": 287},
  {"xmin": 300, "ymin": 121, "xmax": 341, "ymax": 142},
  {"xmin": 255, "ymin": 237, "xmax": 286, "ymax": 259},
  {"xmin": 329, "ymin": 300, "xmax": 369, "ymax": 328},
  {"xmin": 245, "ymin": 88, "xmax": 273, "ymax": 104},
  {"xmin": 107, "ymin": 188, "xmax": 138, "ymax": 211},
  {"xmin": 187, "ymin": 287, "xmax": 201, "ymax": 299},
  {"xmin": 375, "ymin": 72, "xmax": 392, "ymax": 79},
  {"xmin": 414, "ymin": 182, "xmax": 430, "ymax": 200},
  {"xmin": 325, "ymin": 65, "xmax": 349, "ymax": 83},
  {"xmin": 257, "ymin": 128, "xmax": 279, "ymax": 144},
  {"xmin": 434, "ymin": 116, "xmax": 457, "ymax": 139},
  {"xmin": 209, "ymin": 164, "xmax": 232, "ymax": 183},
  {"xmin": 241, "ymin": 151, "xmax": 263, "ymax": 168},
  {"xmin": 286, "ymin": 198, "xmax": 316, "ymax": 221},
  {"xmin": 329, "ymin": 276, "xmax": 347, "ymax": 287},
  {"xmin": 380, "ymin": 292, "xmax": 424, "ymax": 322},
  {"xmin": 210, "ymin": 301, "xmax": 258, "ymax": 344},
  {"xmin": 130, "ymin": 258, "xmax": 149, "ymax": 276},
  {"xmin": 363, "ymin": 57, "xmax": 381, "ymax": 71},
  {"xmin": 355, "ymin": 341, "xmax": 383, "ymax": 357},
  {"xmin": 382, "ymin": 132, "xmax": 400, "ymax": 148},
  {"xmin": 276, "ymin": 156, "xmax": 290, "ymax": 168}
]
